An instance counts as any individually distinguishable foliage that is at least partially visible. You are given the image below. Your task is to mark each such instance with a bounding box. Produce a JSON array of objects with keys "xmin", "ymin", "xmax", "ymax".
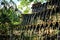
[
  {"xmin": 18, "ymin": 0, "xmax": 46, "ymax": 14},
  {"xmin": 0, "ymin": 0, "xmax": 21, "ymax": 34}
]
